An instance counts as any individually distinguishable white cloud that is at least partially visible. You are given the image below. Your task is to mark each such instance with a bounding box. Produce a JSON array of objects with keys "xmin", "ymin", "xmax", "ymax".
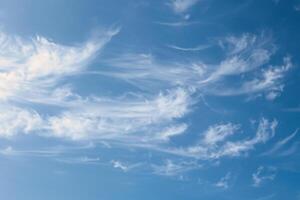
[
  {"xmin": 169, "ymin": 0, "xmax": 200, "ymax": 13},
  {"xmin": 111, "ymin": 160, "xmax": 142, "ymax": 172},
  {"xmin": 0, "ymin": 28, "xmax": 119, "ymax": 102},
  {"xmin": 0, "ymin": 146, "xmax": 61, "ymax": 157},
  {"xmin": 0, "ymin": 28, "xmax": 123, "ymax": 139},
  {"xmin": 262, "ymin": 129, "xmax": 299, "ymax": 156},
  {"xmin": 239, "ymin": 56, "xmax": 292, "ymax": 100},
  {"xmin": 97, "ymin": 53, "xmax": 207, "ymax": 90},
  {"xmin": 202, "ymin": 33, "xmax": 274, "ymax": 84},
  {"xmin": 215, "ymin": 172, "xmax": 231, "ymax": 189},
  {"xmin": 151, "ymin": 159, "xmax": 201, "ymax": 176},
  {"xmin": 153, "ymin": 118, "xmax": 277, "ymax": 160},
  {"xmin": 255, "ymin": 194, "xmax": 276, "ymax": 200},
  {"xmin": 208, "ymin": 56, "xmax": 292, "ymax": 100},
  {"xmin": 155, "ymin": 124, "xmax": 188, "ymax": 141},
  {"xmin": 221, "ymin": 33, "xmax": 269, "ymax": 55},
  {"xmin": 99, "ymin": 33, "xmax": 288, "ymax": 101},
  {"xmin": 202, "ymin": 123, "xmax": 240, "ymax": 145},
  {"xmin": 167, "ymin": 44, "xmax": 211, "ymax": 51},
  {"xmin": 252, "ymin": 166, "xmax": 277, "ymax": 187},
  {"xmin": 46, "ymin": 87, "xmax": 191, "ymax": 141},
  {"xmin": 0, "ymin": 106, "xmax": 43, "ymax": 137},
  {"xmin": 57, "ymin": 156, "xmax": 101, "ymax": 165},
  {"xmin": 0, "ymin": 146, "xmax": 16, "ymax": 156},
  {"xmin": 0, "ymin": 28, "xmax": 287, "ymax": 178},
  {"xmin": 278, "ymin": 142, "xmax": 299, "ymax": 156},
  {"xmin": 0, "ymin": 143, "xmax": 95, "ymax": 158},
  {"xmin": 0, "ymin": 29, "xmax": 196, "ymax": 152},
  {"xmin": 154, "ymin": 20, "xmax": 201, "ymax": 27}
]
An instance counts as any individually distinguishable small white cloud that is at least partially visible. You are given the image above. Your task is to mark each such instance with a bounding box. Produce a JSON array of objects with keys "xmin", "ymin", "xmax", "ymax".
[
  {"xmin": 210, "ymin": 56, "xmax": 292, "ymax": 100},
  {"xmin": 98, "ymin": 52, "xmax": 207, "ymax": 89},
  {"xmin": 262, "ymin": 129, "xmax": 299, "ymax": 156},
  {"xmin": 202, "ymin": 123, "xmax": 240, "ymax": 145},
  {"xmin": 154, "ymin": 20, "xmax": 201, "ymax": 27},
  {"xmin": 0, "ymin": 146, "xmax": 15, "ymax": 156},
  {"xmin": 151, "ymin": 159, "xmax": 201, "ymax": 176},
  {"xmin": 221, "ymin": 33, "xmax": 260, "ymax": 55},
  {"xmin": 241, "ymin": 56, "xmax": 292, "ymax": 100},
  {"xmin": 167, "ymin": 44, "xmax": 211, "ymax": 51},
  {"xmin": 252, "ymin": 166, "xmax": 277, "ymax": 187},
  {"xmin": 255, "ymin": 194, "xmax": 276, "ymax": 200},
  {"xmin": 0, "ymin": 106, "xmax": 43, "ymax": 137},
  {"xmin": 169, "ymin": 0, "xmax": 200, "ymax": 13},
  {"xmin": 57, "ymin": 156, "xmax": 101, "ymax": 165},
  {"xmin": 0, "ymin": 146, "xmax": 62, "ymax": 157},
  {"xmin": 215, "ymin": 172, "xmax": 231, "ymax": 189},
  {"xmin": 98, "ymin": 32, "xmax": 289, "ymax": 102},
  {"xmin": 203, "ymin": 34, "xmax": 274, "ymax": 84},
  {"xmin": 111, "ymin": 160, "xmax": 141, "ymax": 172},
  {"xmin": 278, "ymin": 142, "xmax": 299, "ymax": 156},
  {"xmin": 155, "ymin": 124, "xmax": 188, "ymax": 141}
]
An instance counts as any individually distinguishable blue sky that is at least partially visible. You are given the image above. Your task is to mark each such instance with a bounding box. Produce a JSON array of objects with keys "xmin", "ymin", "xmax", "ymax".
[{"xmin": 0, "ymin": 0, "xmax": 300, "ymax": 199}]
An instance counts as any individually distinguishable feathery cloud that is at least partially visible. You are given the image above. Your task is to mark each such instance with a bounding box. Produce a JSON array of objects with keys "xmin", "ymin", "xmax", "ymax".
[
  {"xmin": 215, "ymin": 172, "xmax": 231, "ymax": 189},
  {"xmin": 262, "ymin": 129, "xmax": 299, "ymax": 156},
  {"xmin": 216, "ymin": 56, "xmax": 292, "ymax": 100},
  {"xmin": 252, "ymin": 166, "xmax": 277, "ymax": 187},
  {"xmin": 0, "ymin": 28, "xmax": 287, "ymax": 180},
  {"xmin": 99, "ymin": 33, "xmax": 289, "ymax": 101},
  {"xmin": 146, "ymin": 118, "xmax": 278, "ymax": 160},
  {"xmin": 151, "ymin": 159, "xmax": 201, "ymax": 176},
  {"xmin": 169, "ymin": 0, "xmax": 200, "ymax": 13},
  {"xmin": 111, "ymin": 160, "xmax": 142, "ymax": 172},
  {"xmin": 0, "ymin": 28, "xmax": 119, "ymax": 103},
  {"xmin": 202, "ymin": 123, "xmax": 240, "ymax": 145}
]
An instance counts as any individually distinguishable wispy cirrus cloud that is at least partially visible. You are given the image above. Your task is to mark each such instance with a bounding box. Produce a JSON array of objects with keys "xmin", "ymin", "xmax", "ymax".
[
  {"xmin": 252, "ymin": 166, "xmax": 277, "ymax": 187},
  {"xmin": 96, "ymin": 53, "xmax": 207, "ymax": 91},
  {"xmin": 255, "ymin": 194, "xmax": 276, "ymax": 200},
  {"xmin": 155, "ymin": 0, "xmax": 202, "ymax": 27},
  {"xmin": 0, "ymin": 88, "xmax": 191, "ymax": 142},
  {"xmin": 0, "ymin": 28, "xmax": 119, "ymax": 103},
  {"xmin": 0, "ymin": 27, "xmax": 288, "ymax": 180},
  {"xmin": 0, "ymin": 106, "xmax": 42, "ymax": 137},
  {"xmin": 0, "ymin": 28, "xmax": 195, "ymax": 157},
  {"xmin": 45, "ymin": 87, "xmax": 191, "ymax": 141},
  {"xmin": 168, "ymin": 0, "xmax": 200, "ymax": 14},
  {"xmin": 213, "ymin": 56, "xmax": 292, "ymax": 100},
  {"xmin": 201, "ymin": 33, "xmax": 275, "ymax": 85},
  {"xmin": 0, "ymin": 143, "xmax": 95, "ymax": 157},
  {"xmin": 283, "ymin": 107, "xmax": 300, "ymax": 112},
  {"xmin": 0, "ymin": 146, "xmax": 61, "ymax": 157},
  {"xmin": 56, "ymin": 156, "xmax": 101, "ymax": 165},
  {"xmin": 215, "ymin": 172, "xmax": 231, "ymax": 189},
  {"xmin": 99, "ymin": 33, "xmax": 290, "ymax": 101},
  {"xmin": 167, "ymin": 44, "xmax": 211, "ymax": 51},
  {"xmin": 154, "ymin": 20, "xmax": 201, "ymax": 27},
  {"xmin": 111, "ymin": 160, "xmax": 142, "ymax": 172},
  {"xmin": 136, "ymin": 118, "xmax": 278, "ymax": 160},
  {"xmin": 151, "ymin": 159, "xmax": 201, "ymax": 176},
  {"xmin": 202, "ymin": 123, "xmax": 240, "ymax": 145},
  {"xmin": 262, "ymin": 129, "xmax": 299, "ymax": 156}
]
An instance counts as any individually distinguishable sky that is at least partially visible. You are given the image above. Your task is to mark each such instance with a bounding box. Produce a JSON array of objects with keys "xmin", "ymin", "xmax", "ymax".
[{"xmin": 0, "ymin": 0, "xmax": 300, "ymax": 199}]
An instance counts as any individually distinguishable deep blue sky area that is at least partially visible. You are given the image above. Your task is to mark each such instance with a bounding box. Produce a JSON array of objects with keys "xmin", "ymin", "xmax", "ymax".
[{"xmin": 0, "ymin": 0, "xmax": 299, "ymax": 200}]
